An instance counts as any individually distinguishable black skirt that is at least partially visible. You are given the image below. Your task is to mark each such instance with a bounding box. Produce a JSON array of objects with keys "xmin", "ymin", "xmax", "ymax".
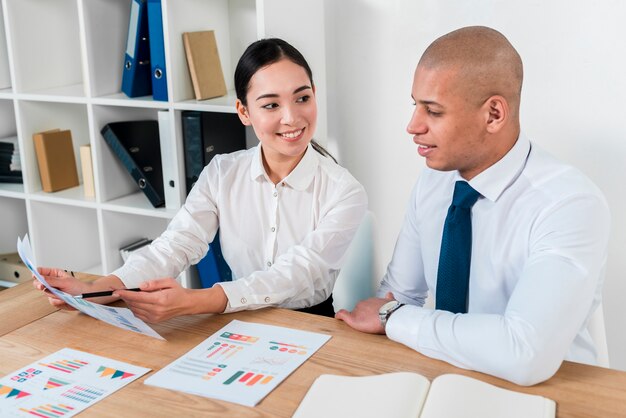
[{"xmin": 295, "ymin": 294, "xmax": 335, "ymax": 318}]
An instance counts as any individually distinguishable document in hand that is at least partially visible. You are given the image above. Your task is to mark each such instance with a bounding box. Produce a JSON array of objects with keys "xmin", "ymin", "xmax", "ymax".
[
  {"xmin": 293, "ymin": 372, "xmax": 556, "ymax": 418},
  {"xmin": 16, "ymin": 234, "xmax": 165, "ymax": 340}
]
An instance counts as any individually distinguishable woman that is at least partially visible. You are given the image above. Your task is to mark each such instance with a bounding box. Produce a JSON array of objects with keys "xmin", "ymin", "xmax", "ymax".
[{"xmin": 34, "ymin": 38, "xmax": 367, "ymax": 321}]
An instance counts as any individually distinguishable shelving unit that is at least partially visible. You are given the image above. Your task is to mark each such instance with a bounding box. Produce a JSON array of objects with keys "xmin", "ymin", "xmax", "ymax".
[{"xmin": 0, "ymin": 0, "xmax": 328, "ymax": 288}]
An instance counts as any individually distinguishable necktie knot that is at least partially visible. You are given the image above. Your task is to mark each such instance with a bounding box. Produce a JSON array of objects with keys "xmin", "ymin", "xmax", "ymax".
[{"xmin": 452, "ymin": 181, "xmax": 481, "ymax": 209}]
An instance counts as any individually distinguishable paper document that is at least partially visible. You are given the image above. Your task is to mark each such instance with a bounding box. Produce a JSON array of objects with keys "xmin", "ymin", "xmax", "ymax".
[
  {"xmin": 17, "ymin": 235, "xmax": 165, "ymax": 340},
  {"xmin": 145, "ymin": 320, "xmax": 331, "ymax": 406},
  {"xmin": 0, "ymin": 348, "xmax": 150, "ymax": 417}
]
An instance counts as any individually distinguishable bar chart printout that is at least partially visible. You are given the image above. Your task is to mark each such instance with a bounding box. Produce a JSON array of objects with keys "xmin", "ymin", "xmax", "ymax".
[
  {"xmin": 144, "ymin": 320, "xmax": 331, "ymax": 406},
  {"xmin": 0, "ymin": 348, "xmax": 150, "ymax": 417}
]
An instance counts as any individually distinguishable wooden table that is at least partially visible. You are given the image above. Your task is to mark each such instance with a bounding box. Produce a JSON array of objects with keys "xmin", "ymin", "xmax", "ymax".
[
  {"xmin": 0, "ymin": 272, "xmax": 97, "ymax": 336},
  {"xmin": 1, "ymin": 282, "xmax": 625, "ymax": 417}
]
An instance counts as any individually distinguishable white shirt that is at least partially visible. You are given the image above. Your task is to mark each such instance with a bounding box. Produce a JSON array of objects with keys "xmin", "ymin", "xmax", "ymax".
[
  {"xmin": 113, "ymin": 144, "xmax": 367, "ymax": 312},
  {"xmin": 379, "ymin": 134, "xmax": 610, "ymax": 386}
]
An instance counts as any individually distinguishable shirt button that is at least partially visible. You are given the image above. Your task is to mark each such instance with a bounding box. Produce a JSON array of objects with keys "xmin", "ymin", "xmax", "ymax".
[
  {"xmin": 273, "ymin": 191, "xmax": 278, "ymax": 197},
  {"xmin": 264, "ymin": 297, "xmax": 270, "ymax": 303},
  {"xmin": 267, "ymin": 261, "xmax": 272, "ymax": 267},
  {"xmin": 271, "ymin": 226, "xmax": 276, "ymax": 232},
  {"xmin": 241, "ymin": 297, "xmax": 247, "ymax": 304}
]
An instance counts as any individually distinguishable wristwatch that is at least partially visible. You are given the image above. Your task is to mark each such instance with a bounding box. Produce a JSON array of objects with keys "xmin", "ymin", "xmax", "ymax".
[{"xmin": 379, "ymin": 300, "xmax": 405, "ymax": 329}]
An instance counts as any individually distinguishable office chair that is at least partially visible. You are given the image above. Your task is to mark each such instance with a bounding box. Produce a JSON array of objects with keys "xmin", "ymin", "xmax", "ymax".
[
  {"xmin": 588, "ymin": 303, "xmax": 610, "ymax": 367},
  {"xmin": 332, "ymin": 211, "xmax": 375, "ymax": 312}
]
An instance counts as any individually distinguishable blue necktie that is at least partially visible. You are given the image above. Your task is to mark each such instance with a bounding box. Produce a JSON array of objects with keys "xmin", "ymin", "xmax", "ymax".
[{"xmin": 436, "ymin": 181, "xmax": 481, "ymax": 314}]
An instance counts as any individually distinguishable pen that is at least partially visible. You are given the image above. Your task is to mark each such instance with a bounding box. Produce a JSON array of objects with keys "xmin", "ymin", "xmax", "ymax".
[{"xmin": 75, "ymin": 288, "xmax": 141, "ymax": 299}]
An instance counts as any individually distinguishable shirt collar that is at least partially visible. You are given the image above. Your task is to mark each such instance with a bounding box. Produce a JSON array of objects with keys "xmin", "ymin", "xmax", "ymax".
[
  {"xmin": 467, "ymin": 132, "xmax": 531, "ymax": 202},
  {"xmin": 249, "ymin": 143, "xmax": 319, "ymax": 190}
]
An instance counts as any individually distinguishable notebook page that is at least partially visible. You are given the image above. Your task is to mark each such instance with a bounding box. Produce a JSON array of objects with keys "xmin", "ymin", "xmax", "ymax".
[
  {"xmin": 293, "ymin": 372, "xmax": 430, "ymax": 418},
  {"xmin": 421, "ymin": 374, "xmax": 556, "ymax": 418}
]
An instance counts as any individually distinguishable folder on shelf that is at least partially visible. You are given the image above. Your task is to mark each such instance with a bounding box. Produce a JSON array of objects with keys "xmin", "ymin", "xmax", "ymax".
[
  {"xmin": 121, "ymin": 0, "xmax": 152, "ymax": 98},
  {"xmin": 79, "ymin": 144, "xmax": 95, "ymax": 197},
  {"xmin": 119, "ymin": 237, "xmax": 153, "ymax": 262},
  {"xmin": 0, "ymin": 137, "xmax": 22, "ymax": 183},
  {"xmin": 182, "ymin": 30, "xmax": 227, "ymax": 101},
  {"xmin": 200, "ymin": 112, "xmax": 247, "ymax": 165},
  {"xmin": 158, "ymin": 110, "xmax": 183, "ymax": 209},
  {"xmin": 180, "ymin": 110, "xmax": 204, "ymax": 194},
  {"xmin": 101, "ymin": 121, "xmax": 165, "ymax": 208},
  {"xmin": 32, "ymin": 129, "xmax": 79, "ymax": 192},
  {"xmin": 147, "ymin": 0, "xmax": 168, "ymax": 101},
  {"xmin": 181, "ymin": 111, "xmax": 247, "ymax": 194},
  {"xmin": 0, "ymin": 252, "xmax": 31, "ymax": 284}
]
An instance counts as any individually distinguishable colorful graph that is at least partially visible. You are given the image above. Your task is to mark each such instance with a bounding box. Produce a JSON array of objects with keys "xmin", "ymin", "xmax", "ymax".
[
  {"xmin": 44, "ymin": 377, "xmax": 71, "ymax": 390},
  {"xmin": 11, "ymin": 367, "xmax": 43, "ymax": 383},
  {"xmin": 39, "ymin": 359, "xmax": 88, "ymax": 374},
  {"xmin": 170, "ymin": 358, "xmax": 227, "ymax": 381},
  {"xmin": 220, "ymin": 331, "xmax": 259, "ymax": 344},
  {"xmin": 61, "ymin": 385, "xmax": 105, "ymax": 404},
  {"xmin": 222, "ymin": 370, "xmax": 274, "ymax": 387},
  {"xmin": 269, "ymin": 341, "xmax": 307, "ymax": 355},
  {"xmin": 206, "ymin": 342, "xmax": 244, "ymax": 360},
  {"xmin": 96, "ymin": 366, "xmax": 135, "ymax": 379},
  {"xmin": 19, "ymin": 403, "xmax": 75, "ymax": 417},
  {"xmin": 0, "ymin": 384, "xmax": 30, "ymax": 399}
]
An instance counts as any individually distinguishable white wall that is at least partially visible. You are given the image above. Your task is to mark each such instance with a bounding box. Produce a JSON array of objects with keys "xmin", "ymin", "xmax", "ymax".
[{"xmin": 325, "ymin": 0, "xmax": 626, "ymax": 371}]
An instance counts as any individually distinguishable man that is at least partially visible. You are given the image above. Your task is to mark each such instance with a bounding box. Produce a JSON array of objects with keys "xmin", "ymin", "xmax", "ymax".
[{"xmin": 336, "ymin": 26, "xmax": 610, "ymax": 386}]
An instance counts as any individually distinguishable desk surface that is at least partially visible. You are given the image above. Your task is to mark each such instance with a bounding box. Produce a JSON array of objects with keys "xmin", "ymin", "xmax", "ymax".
[{"xmin": 2, "ymin": 282, "xmax": 626, "ymax": 417}]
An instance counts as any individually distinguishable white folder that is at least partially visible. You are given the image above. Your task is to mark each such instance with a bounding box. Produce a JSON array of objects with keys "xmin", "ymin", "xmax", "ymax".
[{"xmin": 158, "ymin": 110, "xmax": 184, "ymax": 209}]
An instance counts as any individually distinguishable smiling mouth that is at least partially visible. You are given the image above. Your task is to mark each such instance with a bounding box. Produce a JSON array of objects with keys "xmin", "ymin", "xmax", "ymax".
[{"xmin": 278, "ymin": 128, "xmax": 304, "ymax": 139}]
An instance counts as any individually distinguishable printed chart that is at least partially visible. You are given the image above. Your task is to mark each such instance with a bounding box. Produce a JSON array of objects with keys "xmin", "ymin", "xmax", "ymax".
[
  {"xmin": 16, "ymin": 235, "xmax": 164, "ymax": 340},
  {"xmin": 0, "ymin": 348, "xmax": 150, "ymax": 417},
  {"xmin": 145, "ymin": 320, "xmax": 331, "ymax": 407}
]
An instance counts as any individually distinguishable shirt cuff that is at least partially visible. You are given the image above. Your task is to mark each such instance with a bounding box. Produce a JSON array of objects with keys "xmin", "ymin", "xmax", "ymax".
[
  {"xmin": 217, "ymin": 281, "xmax": 259, "ymax": 313},
  {"xmin": 385, "ymin": 304, "xmax": 431, "ymax": 349},
  {"xmin": 110, "ymin": 264, "xmax": 142, "ymax": 288}
]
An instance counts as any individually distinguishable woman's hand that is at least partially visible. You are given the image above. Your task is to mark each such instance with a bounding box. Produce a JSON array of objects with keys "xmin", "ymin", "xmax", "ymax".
[
  {"xmin": 114, "ymin": 278, "xmax": 228, "ymax": 323},
  {"xmin": 32, "ymin": 267, "xmax": 92, "ymax": 310}
]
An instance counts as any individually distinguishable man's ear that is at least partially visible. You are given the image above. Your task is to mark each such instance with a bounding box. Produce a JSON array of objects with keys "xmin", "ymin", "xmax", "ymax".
[
  {"xmin": 485, "ymin": 95, "xmax": 508, "ymax": 133},
  {"xmin": 236, "ymin": 100, "xmax": 251, "ymax": 126}
]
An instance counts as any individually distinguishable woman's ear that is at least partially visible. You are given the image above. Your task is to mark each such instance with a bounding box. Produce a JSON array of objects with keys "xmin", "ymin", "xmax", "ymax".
[
  {"xmin": 236, "ymin": 99, "xmax": 251, "ymax": 125},
  {"xmin": 485, "ymin": 95, "xmax": 508, "ymax": 133}
]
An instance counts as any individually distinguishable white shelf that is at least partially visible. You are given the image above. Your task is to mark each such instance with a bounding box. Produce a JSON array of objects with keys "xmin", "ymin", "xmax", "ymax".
[
  {"xmin": 0, "ymin": 0, "xmax": 328, "ymax": 289},
  {"xmin": 0, "ymin": 279, "xmax": 19, "ymax": 288},
  {"xmin": 0, "ymin": 183, "xmax": 24, "ymax": 197},
  {"xmin": 16, "ymin": 84, "xmax": 88, "ymax": 102},
  {"xmin": 173, "ymin": 90, "xmax": 239, "ymax": 113}
]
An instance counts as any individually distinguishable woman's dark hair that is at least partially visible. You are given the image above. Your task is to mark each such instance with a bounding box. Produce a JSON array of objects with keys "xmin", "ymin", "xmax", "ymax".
[{"xmin": 234, "ymin": 38, "xmax": 336, "ymax": 163}]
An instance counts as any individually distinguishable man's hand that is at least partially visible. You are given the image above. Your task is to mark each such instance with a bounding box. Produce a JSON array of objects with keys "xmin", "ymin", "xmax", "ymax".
[
  {"xmin": 335, "ymin": 292, "xmax": 395, "ymax": 334},
  {"xmin": 115, "ymin": 278, "xmax": 228, "ymax": 323}
]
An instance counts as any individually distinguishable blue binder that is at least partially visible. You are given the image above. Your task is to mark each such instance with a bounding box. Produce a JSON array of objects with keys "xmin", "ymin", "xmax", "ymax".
[
  {"xmin": 121, "ymin": 0, "xmax": 152, "ymax": 98},
  {"xmin": 147, "ymin": 0, "xmax": 168, "ymax": 101}
]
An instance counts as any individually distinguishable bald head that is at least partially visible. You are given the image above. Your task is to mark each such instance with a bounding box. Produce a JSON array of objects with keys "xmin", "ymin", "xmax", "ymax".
[{"xmin": 419, "ymin": 26, "xmax": 523, "ymax": 117}]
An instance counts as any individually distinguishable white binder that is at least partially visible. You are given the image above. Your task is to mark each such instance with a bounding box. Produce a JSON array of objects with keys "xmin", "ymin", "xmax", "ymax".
[{"xmin": 158, "ymin": 110, "xmax": 184, "ymax": 209}]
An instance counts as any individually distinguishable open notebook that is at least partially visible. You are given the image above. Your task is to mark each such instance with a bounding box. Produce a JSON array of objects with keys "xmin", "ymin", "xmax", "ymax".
[{"xmin": 293, "ymin": 372, "xmax": 555, "ymax": 418}]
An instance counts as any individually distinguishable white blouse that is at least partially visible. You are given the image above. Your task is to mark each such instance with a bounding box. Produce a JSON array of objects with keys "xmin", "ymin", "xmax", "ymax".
[{"xmin": 112, "ymin": 143, "xmax": 368, "ymax": 313}]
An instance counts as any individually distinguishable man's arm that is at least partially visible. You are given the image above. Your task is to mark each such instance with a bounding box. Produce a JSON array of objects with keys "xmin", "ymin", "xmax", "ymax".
[{"xmin": 341, "ymin": 193, "xmax": 610, "ymax": 386}]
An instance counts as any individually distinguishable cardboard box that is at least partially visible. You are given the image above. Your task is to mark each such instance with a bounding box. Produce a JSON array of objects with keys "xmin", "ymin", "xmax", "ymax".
[{"xmin": 0, "ymin": 252, "xmax": 31, "ymax": 283}]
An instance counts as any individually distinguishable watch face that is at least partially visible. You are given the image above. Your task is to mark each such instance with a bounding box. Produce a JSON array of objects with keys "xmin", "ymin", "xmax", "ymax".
[{"xmin": 379, "ymin": 300, "xmax": 399, "ymax": 315}]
